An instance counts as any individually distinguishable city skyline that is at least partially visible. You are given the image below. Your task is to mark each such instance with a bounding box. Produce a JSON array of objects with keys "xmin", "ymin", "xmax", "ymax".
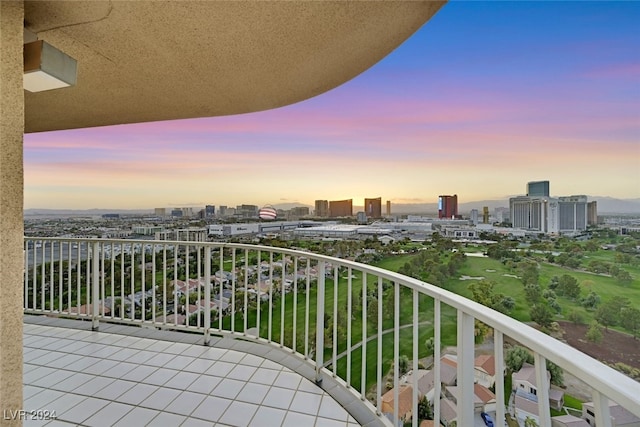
[{"xmin": 24, "ymin": 2, "xmax": 640, "ymax": 209}]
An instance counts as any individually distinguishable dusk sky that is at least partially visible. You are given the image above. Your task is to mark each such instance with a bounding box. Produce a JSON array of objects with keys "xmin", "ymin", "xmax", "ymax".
[{"xmin": 24, "ymin": 1, "xmax": 640, "ymax": 210}]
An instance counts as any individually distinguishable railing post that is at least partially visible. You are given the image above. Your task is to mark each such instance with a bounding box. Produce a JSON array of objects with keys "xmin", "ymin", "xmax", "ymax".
[
  {"xmin": 592, "ymin": 389, "xmax": 612, "ymax": 427},
  {"xmin": 457, "ymin": 310, "xmax": 474, "ymax": 427},
  {"xmin": 315, "ymin": 260, "xmax": 325, "ymax": 385},
  {"xmin": 534, "ymin": 352, "xmax": 551, "ymax": 427},
  {"xmin": 204, "ymin": 246, "xmax": 211, "ymax": 345},
  {"xmin": 494, "ymin": 330, "xmax": 505, "ymax": 427},
  {"xmin": 91, "ymin": 241, "xmax": 100, "ymax": 331},
  {"xmin": 434, "ymin": 298, "xmax": 441, "ymax": 425}
]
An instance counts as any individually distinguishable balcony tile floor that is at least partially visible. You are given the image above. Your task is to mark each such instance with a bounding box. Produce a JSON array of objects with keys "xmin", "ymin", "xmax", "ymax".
[{"xmin": 22, "ymin": 317, "xmax": 370, "ymax": 426}]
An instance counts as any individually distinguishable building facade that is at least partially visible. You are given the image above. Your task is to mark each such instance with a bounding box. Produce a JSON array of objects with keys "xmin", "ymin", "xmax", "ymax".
[
  {"xmin": 438, "ymin": 195, "xmax": 458, "ymax": 219},
  {"xmin": 587, "ymin": 201, "xmax": 598, "ymax": 226},
  {"xmin": 364, "ymin": 197, "xmax": 382, "ymax": 219},
  {"xmin": 558, "ymin": 196, "xmax": 588, "ymax": 232},
  {"xmin": 315, "ymin": 200, "xmax": 329, "ymax": 217},
  {"xmin": 527, "ymin": 180, "xmax": 550, "ymax": 197},
  {"xmin": 329, "ymin": 199, "xmax": 353, "ymax": 217}
]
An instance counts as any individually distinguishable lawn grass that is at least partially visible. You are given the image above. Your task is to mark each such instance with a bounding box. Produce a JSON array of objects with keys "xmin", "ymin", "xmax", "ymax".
[{"xmin": 226, "ymin": 242, "xmax": 639, "ymax": 394}]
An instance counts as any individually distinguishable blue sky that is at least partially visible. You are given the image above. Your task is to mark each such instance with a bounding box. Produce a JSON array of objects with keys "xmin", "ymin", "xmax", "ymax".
[{"xmin": 24, "ymin": 1, "xmax": 640, "ymax": 209}]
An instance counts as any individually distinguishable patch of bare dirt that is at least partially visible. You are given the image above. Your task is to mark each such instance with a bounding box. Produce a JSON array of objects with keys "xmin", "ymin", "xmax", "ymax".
[{"xmin": 557, "ymin": 321, "xmax": 640, "ymax": 369}]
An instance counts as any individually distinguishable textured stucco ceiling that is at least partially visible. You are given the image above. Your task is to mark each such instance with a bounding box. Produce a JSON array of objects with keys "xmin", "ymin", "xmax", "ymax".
[{"xmin": 24, "ymin": 1, "xmax": 445, "ymax": 133}]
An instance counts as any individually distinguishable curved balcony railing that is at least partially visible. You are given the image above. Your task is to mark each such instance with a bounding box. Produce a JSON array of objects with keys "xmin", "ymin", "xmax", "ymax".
[{"xmin": 23, "ymin": 238, "xmax": 640, "ymax": 427}]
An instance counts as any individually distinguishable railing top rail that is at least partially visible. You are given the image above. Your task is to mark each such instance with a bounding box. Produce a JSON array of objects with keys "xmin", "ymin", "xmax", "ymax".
[{"xmin": 23, "ymin": 237, "xmax": 640, "ymax": 417}]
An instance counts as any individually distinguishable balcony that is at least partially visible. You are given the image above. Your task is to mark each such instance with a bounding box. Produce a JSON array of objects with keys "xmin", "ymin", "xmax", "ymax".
[{"xmin": 22, "ymin": 238, "xmax": 640, "ymax": 427}]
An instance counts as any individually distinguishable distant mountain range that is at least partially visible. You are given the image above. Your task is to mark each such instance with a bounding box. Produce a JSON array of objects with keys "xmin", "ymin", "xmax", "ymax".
[{"xmin": 23, "ymin": 196, "xmax": 640, "ymax": 217}]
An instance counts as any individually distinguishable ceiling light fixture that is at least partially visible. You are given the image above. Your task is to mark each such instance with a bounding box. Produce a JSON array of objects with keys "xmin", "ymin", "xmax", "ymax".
[{"xmin": 23, "ymin": 40, "xmax": 77, "ymax": 93}]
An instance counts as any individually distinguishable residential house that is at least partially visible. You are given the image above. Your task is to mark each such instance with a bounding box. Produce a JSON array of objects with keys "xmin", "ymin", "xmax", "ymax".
[
  {"xmin": 513, "ymin": 363, "xmax": 565, "ymax": 425},
  {"xmin": 474, "ymin": 383, "xmax": 497, "ymax": 413},
  {"xmin": 475, "ymin": 354, "xmax": 499, "ymax": 388},
  {"xmin": 439, "ymin": 397, "xmax": 458, "ymax": 427},
  {"xmin": 402, "ymin": 369, "xmax": 435, "ymax": 404},
  {"xmin": 444, "ymin": 385, "xmax": 484, "ymax": 413},
  {"xmin": 582, "ymin": 401, "xmax": 640, "ymax": 427},
  {"xmin": 164, "ymin": 313, "xmax": 187, "ymax": 325},
  {"xmin": 551, "ymin": 414, "xmax": 590, "ymax": 427},
  {"xmin": 381, "ymin": 384, "xmax": 414, "ymax": 423}
]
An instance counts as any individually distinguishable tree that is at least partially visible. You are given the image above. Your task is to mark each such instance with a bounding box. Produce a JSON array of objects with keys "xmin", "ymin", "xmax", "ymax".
[
  {"xmin": 424, "ymin": 337, "xmax": 435, "ymax": 356},
  {"xmin": 621, "ymin": 307, "xmax": 640, "ymax": 339},
  {"xmin": 530, "ymin": 303, "xmax": 553, "ymax": 328},
  {"xmin": 524, "ymin": 416, "xmax": 539, "ymax": 427},
  {"xmin": 567, "ymin": 309, "xmax": 584, "ymax": 325},
  {"xmin": 468, "ymin": 280, "xmax": 515, "ymax": 314},
  {"xmin": 595, "ymin": 296, "xmax": 630, "ymax": 330},
  {"xmin": 615, "ymin": 269, "xmax": 633, "ymax": 286},
  {"xmin": 499, "ymin": 296, "xmax": 516, "ymax": 313},
  {"xmin": 397, "ymin": 355, "xmax": 409, "ymax": 377},
  {"xmin": 557, "ymin": 274, "xmax": 581, "ymax": 300},
  {"xmin": 524, "ymin": 283, "xmax": 542, "ymax": 304},
  {"xmin": 417, "ymin": 396, "xmax": 433, "ymax": 421},
  {"xmin": 519, "ymin": 261, "xmax": 539, "ymax": 286},
  {"xmin": 581, "ymin": 291, "xmax": 600, "ymax": 310},
  {"xmin": 505, "ymin": 346, "xmax": 533, "ymax": 373},
  {"xmin": 367, "ymin": 297, "xmax": 378, "ymax": 325},
  {"xmin": 547, "ymin": 360, "xmax": 564, "ymax": 386},
  {"xmin": 585, "ymin": 321, "xmax": 603, "ymax": 343}
]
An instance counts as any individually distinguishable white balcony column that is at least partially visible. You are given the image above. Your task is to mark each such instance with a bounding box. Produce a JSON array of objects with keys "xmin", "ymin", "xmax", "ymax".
[
  {"xmin": 91, "ymin": 241, "xmax": 100, "ymax": 330},
  {"xmin": 494, "ymin": 330, "xmax": 505, "ymax": 427},
  {"xmin": 204, "ymin": 246, "xmax": 211, "ymax": 345},
  {"xmin": 433, "ymin": 299, "xmax": 441, "ymax": 424},
  {"xmin": 412, "ymin": 289, "xmax": 419, "ymax": 427},
  {"xmin": 0, "ymin": 2, "xmax": 25, "ymax": 425},
  {"xmin": 315, "ymin": 260, "xmax": 325, "ymax": 384},
  {"xmin": 393, "ymin": 282, "xmax": 400, "ymax": 427},
  {"xmin": 457, "ymin": 310, "xmax": 475, "ymax": 427},
  {"xmin": 592, "ymin": 390, "xmax": 612, "ymax": 427},
  {"xmin": 534, "ymin": 352, "xmax": 551, "ymax": 427}
]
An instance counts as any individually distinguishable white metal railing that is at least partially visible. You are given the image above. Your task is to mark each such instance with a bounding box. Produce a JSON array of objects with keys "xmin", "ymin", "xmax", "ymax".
[{"xmin": 23, "ymin": 238, "xmax": 640, "ymax": 427}]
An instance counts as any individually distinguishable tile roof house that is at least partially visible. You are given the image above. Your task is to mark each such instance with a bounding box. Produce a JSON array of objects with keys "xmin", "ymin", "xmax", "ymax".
[
  {"xmin": 582, "ymin": 401, "xmax": 640, "ymax": 427},
  {"xmin": 439, "ymin": 397, "xmax": 458, "ymax": 427},
  {"xmin": 513, "ymin": 362, "xmax": 565, "ymax": 425},
  {"xmin": 381, "ymin": 384, "xmax": 415, "ymax": 423},
  {"xmin": 474, "ymin": 354, "xmax": 500, "ymax": 388},
  {"xmin": 551, "ymin": 414, "xmax": 590, "ymax": 427}
]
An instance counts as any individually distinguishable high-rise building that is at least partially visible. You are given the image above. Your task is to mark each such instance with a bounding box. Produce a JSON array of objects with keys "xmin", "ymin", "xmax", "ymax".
[
  {"xmin": 509, "ymin": 196, "xmax": 554, "ymax": 232},
  {"xmin": 315, "ymin": 200, "xmax": 329, "ymax": 217},
  {"xmin": 219, "ymin": 206, "xmax": 227, "ymax": 217},
  {"xmin": 364, "ymin": 197, "xmax": 382, "ymax": 219},
  {"xmin": 527, "ymin": 180, "xmax": 550, "ymax": 197},
  {"xmin": 205, "ymin": 205, "xmax": 215, "ymax": 217},
  {"xmin": 558, "ymin": 195, "xmax": 588, "ymax": 232},
  {"xmin": 470, "ymin": 209, "xmax": 479, "ymax": 225},
  {"xmin": 237, "ymin": 204, "xmax": 259, "ymax": 218},
  {"xmin": 482, "ymin": 206, "xmax": 490, "ymax": 224},
  {"xmin": 386, "ymin": 200, "xmax": 391, "ymax": 217},
  {"xmin": 329, "ymin": 199, "xmax": 353, "ymax": 217},
  {"xmin": 438, "ymin": 195, "xmax": 458, "ymax": 219},
  {"xmin": 587, "ymin": 201, "xmax": 598, "ymax": 226},
  {"xmin": 290, "ymin": 206, "xmax": 310, "ymax": 217},
  {"xmin": 494, "ymin": 207, "xmax": 510, "ymax": 224},
  {"xmin": 155, "ymin": 208, "xmax": 166, "ymax": 217}
]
